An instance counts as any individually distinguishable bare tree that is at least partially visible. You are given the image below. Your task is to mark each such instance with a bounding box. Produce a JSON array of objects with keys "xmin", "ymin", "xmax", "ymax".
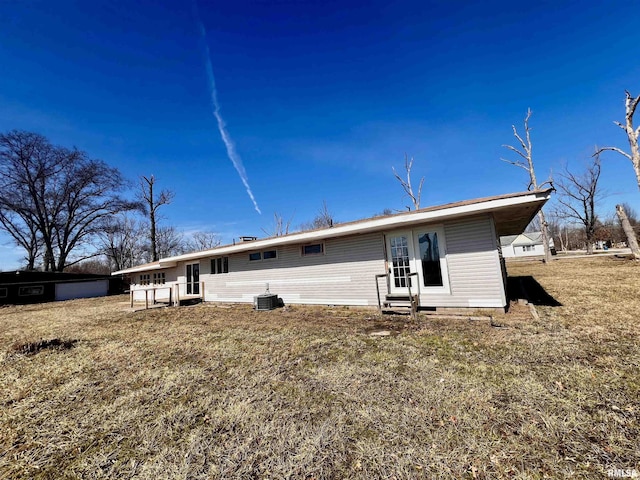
[
  {"xmin": 154, "ymin": 226, "xmax": 185, "ymax": 259},
  {"xmin": 616, "ymin": 204, "xmax": 640, "ymax": 259},
  {"xmin": 618, "ymin": 202, "xmax": 639, "ymax": 225},
  {"xmin": 376, "ymin": 208, "xmax": 394, "ymax": 217},
  {"xmin": 65, "ymin": 258, "xmax": 112, "ymax": 275},
  {"xmin": 554, "ymin": 154, "xmax": 603, "ymax": 254},
  {"xmin": 0, "ymin": 130, "xmax": 136, "ymax": 271},
  {"xmin": 501, "ymin": 109, "xmax": 553, "ymax": 262},
  {"xmin": 139, "ymin": 175, "xmax": 174, "ymax": 262},
  {"xmin": 185, "ymin": 231, "xmax": 221, "ymax": 252},
  {"xmin": 546, "ymin": 213, "xmax": 568, "ymax": 252},
  {"xmin": 525, "ymin": 215, "xmax": 541, "ymax": 233},
  {"xmin": 100, "ymin": 215, "xmax": 145, "ymax": 272},
  {"xmin": 0, "ymin": 209, "xmax": 42, "ymax": 270},
  {"xmin": 262, "ymin": 212, "xmax": 294, "ymax": 237},
  {"xmin": 300, "ymin": 201, "xmax": 334, "ymax": 231},
  {"xmin": 393, "ymin": 154, "xmax": 424, "ymax": 210},
  {"xmin": 595, "ymin": 91, "xmax": 640, "ymax": 191}
]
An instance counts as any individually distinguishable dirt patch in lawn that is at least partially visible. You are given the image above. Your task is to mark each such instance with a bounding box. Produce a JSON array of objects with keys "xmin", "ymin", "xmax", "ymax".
[{"xmin": 8, "ymin": 338, "xmax": 78, "ymax": 356}]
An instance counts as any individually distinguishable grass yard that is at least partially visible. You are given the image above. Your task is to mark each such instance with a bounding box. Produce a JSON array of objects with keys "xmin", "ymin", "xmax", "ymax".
[{"xmin": 1, "ymin": 257, "xmax": 639, "ymax": 479}]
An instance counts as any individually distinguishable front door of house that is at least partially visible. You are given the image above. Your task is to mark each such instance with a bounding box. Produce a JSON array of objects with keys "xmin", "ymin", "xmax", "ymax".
[
  {"xmin": 386, "ymin": 233, "xmax": 416, "ymax": 295},
  {"xmin": 186, "ymin": 263, "xmax": 200, "ymax": 295}
]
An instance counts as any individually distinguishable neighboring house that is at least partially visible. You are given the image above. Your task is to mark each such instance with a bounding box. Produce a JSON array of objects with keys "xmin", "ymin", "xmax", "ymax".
[
  {"xmin": 500, "ymin": 232, "xmax": 552, "ymax": 258},
  {"xmin": 113, "ymin": 189, "xmax": 551, "ymax": 311},
  {"xmin": 0, "ymin": 271, "xmax": 118, "ymax": 305}
]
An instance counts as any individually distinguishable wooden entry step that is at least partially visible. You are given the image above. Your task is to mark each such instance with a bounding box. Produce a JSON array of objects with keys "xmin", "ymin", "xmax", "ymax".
[{"xmin": 382, "ymin": 294, "xmax": 419, "ymax": 319}]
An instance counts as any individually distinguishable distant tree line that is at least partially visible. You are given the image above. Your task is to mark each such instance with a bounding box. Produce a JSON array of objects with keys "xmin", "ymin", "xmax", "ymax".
[
  {"xmin": 0, "ymin": 130, "xmax": 220, "ymax": 273},
  {"xmin": 546, "ymin": 202, "xmax": 639, "ymax": 253}
]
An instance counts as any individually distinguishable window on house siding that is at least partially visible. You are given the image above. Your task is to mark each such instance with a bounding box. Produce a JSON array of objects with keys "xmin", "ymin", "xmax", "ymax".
[
  {"xmin": 153, "ymin": 272, "xmax": 166, "ymax": 285},
  {"xmin": 18, "ymin": 285, "xmax": 44, "ymax": 296},
  {"xmin": 522, "ymin": 245, "xmax": 534, "ymax": 252},
  {"xmin": 211, "ymin": 257, "xmax": 229, "ymax": 274},
  {"xmin": 0, "ymin": 287, "xmax": 7, "ymax": 298},
  {"xmin": 302, "ymin": 243, "xmax": 324, "ymax": 256},
  {"xmin": 250, "ymin": 250, "xmax": 277, "ymax": 261},
  {"xmin": 140, "ymin": 274, "xmax": 151, "ymax": 286}
]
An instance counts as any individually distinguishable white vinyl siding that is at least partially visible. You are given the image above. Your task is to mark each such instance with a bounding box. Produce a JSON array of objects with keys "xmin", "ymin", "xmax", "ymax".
[
  {"xmin": 432, "ymin": 216, "xmax": 505, "ymax": 307},
  {"xmin": 202, "ymin": 232, "xmax": 385, "ymax": 306},
  {"xmin": 131, "ymin": 268, "xmax": 178, "ymax": 301},
  {"xmin": 128, "ymin": 216, "xmax": 507, "ymax": 309}
]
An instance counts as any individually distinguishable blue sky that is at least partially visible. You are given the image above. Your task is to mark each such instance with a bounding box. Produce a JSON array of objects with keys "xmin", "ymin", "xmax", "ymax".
[{"xmin": 1, "ymin": 0, "xmax": 639, "ymax": 269}]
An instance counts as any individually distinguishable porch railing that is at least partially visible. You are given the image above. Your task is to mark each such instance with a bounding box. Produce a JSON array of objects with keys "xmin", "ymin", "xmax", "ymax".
[
  {"xmin": 130, "ymin": 281, "xmax": 204, "ymax": 309},
  {"xmin": 375, "ymin": 271, "xmax": 420, "ymax": 319}
]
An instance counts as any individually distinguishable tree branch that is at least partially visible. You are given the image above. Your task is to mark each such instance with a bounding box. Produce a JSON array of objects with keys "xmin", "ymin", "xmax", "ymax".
[
  {"xmin": 500, "ymin": 157, "xmax": 531, "ymax": 172},
  {"xmin": 593, "ymin": 146, "xmax": 632, "ymax": 160}
]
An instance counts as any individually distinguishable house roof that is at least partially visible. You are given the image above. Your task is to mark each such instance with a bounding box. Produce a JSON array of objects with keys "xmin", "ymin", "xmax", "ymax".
[
  {"xmin": 0, "ymin": 271, "xmax": 110, "ymax": 286},
  {"xmin": 500, "ymin": 232, "xmax": 543, "ymax": 247},
  {"xmin": 499, "ymin": 235, "xmax": 518, "ymax": 246},
  {"xmin": 113, "ymin": 188, "xmax": 552, "ymax": 275}
]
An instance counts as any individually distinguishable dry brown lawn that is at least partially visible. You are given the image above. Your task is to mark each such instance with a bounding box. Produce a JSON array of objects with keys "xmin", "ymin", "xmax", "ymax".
[{"xmin": 1, "ymin": 256, "xmax": 639, "ymax": 479}]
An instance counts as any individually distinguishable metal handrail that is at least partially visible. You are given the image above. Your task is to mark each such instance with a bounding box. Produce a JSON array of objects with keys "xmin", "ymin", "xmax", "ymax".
[
  {"xmin": 375, "ymin": 271, "xmax": 420, "ymax": 317},
  {"xmin": 406, "ymin": 271, "xmax": 419, "ymax": 300},
  {"xmin": 375, "ymin": 273, "xmax": 389, "ymax": 312}
]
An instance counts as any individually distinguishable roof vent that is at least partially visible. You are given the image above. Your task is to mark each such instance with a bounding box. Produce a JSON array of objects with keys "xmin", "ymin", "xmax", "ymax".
[{"xmin": 239, "ymin": 236, "xmax": 258, "ymax": 242}]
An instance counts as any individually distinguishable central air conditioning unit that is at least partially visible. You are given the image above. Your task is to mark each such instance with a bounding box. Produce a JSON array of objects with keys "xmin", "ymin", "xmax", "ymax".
[
  {"xmin": 255, "ymin": 294, "xmax": 279, "ymax": 311},
  {"xmin": 254, "ymin": 283, "xmax": 279, "ymax": 311}
]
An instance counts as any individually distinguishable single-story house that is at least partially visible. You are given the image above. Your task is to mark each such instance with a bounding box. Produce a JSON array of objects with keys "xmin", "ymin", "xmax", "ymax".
[
  {"xmin": 113, "ymin": 189, "xmax": 551, "ymax": 311},
  {"xmin": 500, "ymin": 232, "xmax": 554, "ymax": 258},
  {"xmin": 0, "ymin": 271, "xmax": 118, "ymax": 305}
]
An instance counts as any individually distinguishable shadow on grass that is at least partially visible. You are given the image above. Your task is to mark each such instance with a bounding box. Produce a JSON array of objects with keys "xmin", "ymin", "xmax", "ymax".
[{"xmin": 507, "ymin": 276, "xmax": 563, "ymax": 306}]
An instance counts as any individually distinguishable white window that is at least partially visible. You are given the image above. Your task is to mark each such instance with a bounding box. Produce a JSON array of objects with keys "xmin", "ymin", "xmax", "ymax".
[
  {"xmin": 153, "ymin": 272, "xmax": 166, "ymax": 285},
  {"xmin": 522, "ymin": 245, "xmax": 534, "ymax": 252},
  {"xmin": 140, "ymin": 274, "xmax": 150, "ymax": 286}
]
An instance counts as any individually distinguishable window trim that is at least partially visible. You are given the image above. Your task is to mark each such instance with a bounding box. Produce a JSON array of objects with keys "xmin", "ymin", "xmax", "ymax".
[
  {"xmin": 0, "ymin": 287, "xmax": 7, "ymax": 298},
  {"xmin": 413, "ymin": 226, "xmax": 450, "ymax": 294},
  {"xmin": 211, "ymin": 256, "xmax": 229, "ymax": 274},
  {"xmin": 249, "ymin": 250, "xmax": 277, "ymax": 262},
  {"xmin": 140, "ymin": 274, "xmax": 151, "ymax": 286},
  {"xmin": 301, "ymin": 242, "xmax": 325, "ymax": 256},
  {"xmin": 153, "ymin": 272, "xmax": 166, "ymax": 285},
  {"xmin": 18, "ymin": 285, "xmax": 44, "ymax": 296},
  {"xmin": 262, "ymin": 250, "xmax": 277, "ymax": 260}
]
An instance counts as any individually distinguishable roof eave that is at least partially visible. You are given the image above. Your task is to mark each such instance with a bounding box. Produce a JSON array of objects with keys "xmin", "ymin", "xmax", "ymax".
[{"xmin": 112, "ymin": 189, "xmax": 551, "ymax": 276}]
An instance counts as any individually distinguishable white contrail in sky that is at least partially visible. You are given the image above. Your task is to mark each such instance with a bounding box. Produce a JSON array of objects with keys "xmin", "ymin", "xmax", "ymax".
[{"xmin": 194, "ymin": 7, "xmax": 261, "ymax": 214}]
